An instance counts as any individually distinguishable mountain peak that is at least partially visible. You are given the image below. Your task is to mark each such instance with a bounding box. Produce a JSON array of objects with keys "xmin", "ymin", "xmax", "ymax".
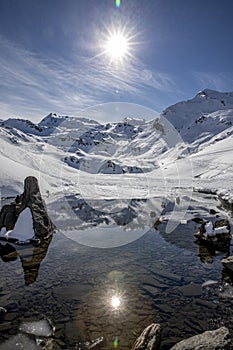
[
  {"xmin": 38, "ymin": 113, "xmax": 69, "ymax": 127},
  {"xmin": 162, "ymin": 89, "xmax": 233, "ymax": 130}
]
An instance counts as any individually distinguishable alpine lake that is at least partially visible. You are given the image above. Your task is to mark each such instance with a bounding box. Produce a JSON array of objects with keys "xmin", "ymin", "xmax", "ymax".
[{"xmin": 0, "ymin": 191, "xmax": 233, "ymax": 350}]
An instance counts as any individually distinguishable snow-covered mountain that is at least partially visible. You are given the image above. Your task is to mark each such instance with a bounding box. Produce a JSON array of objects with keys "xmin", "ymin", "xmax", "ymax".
[{"xmin": 0, "ymin": 89, "xmax": 232, "ymax": 203}]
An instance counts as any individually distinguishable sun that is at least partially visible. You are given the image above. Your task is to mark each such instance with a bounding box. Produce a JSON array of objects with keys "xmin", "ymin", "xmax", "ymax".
[
  {"xmin": 111, "ymin": 295, "xmax": 121, "ymax": 309},
  {"xmin": 105, "ymin": 32, "xmax": 129, "ymax": 61},
  {"xmin": 99, "ymin": 25, "xmax": 137, "ymax": 64}
]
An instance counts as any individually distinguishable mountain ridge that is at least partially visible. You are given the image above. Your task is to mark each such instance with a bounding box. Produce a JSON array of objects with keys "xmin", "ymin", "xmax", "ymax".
[{"xmin": 0, "ymin": 89, "xmax": 232, "ymax": 200}]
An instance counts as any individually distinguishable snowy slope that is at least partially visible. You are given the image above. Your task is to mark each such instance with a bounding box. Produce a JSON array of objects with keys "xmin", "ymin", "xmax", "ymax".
[
  {"xmin": 0, "ymin": 89, "xmax": 232, "ymax": 204},
  {"xmin": 162, "ymin": 89, "xmax": 233, "ymax": 131}
]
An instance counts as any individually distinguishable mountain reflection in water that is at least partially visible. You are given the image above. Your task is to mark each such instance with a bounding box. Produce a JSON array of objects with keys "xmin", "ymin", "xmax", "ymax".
[{"xmin": 0, "ymin": 193, "xmax": 232, "ymax": 349}]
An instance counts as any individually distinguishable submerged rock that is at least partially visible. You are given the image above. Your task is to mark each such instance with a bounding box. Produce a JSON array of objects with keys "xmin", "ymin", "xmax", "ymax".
[
  {"xmin": 131, "ymin": 323, "xmax": 161, "ymax": 350},
  {"xmin": 0, "ymin": 318, "xmax": 57, "ymax": 350},
  {"xmin": 0, "ymin": 333, "xmax": 38, "ymax": 350},
  {"xmin": 170, "ymin": 326, "xmax": 230, "ymax": 350},
  {"xmin": 43, "ymin": 339, "xmax": 59, "ymax": 350},
  {"xmin": 19, "ymin": 318, "xmax": 55, "ymax": 337},
  {"xmin": 0, "ymin": 176, "xmax": 55, "ymax": 240}
]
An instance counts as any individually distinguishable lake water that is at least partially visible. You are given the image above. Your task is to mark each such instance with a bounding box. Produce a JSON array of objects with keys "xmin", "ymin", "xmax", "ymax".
[{"xmin": 0, "ymin": 192, "xmax": 233, "ymax": 349}]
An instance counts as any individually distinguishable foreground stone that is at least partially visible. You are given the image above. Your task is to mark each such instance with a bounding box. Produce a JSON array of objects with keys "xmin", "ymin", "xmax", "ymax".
[
  {"xmin": 0, "ymin": 176, "xmax": 55, "ymax": 239},
  {"xmin": 170, "ymin": 326, "xmax": 230, "ymax": 350},
  {"xmin": 131, "ymin": 323, "xmax": 161, "ymax": 350},
  {"xmin": 222, "ymin": 256, "xmax": 233, "ymax": 273}
]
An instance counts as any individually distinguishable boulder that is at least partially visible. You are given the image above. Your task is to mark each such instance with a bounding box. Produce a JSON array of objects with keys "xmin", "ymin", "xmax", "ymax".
[
  {"xmin": 222, "ymin": 256, "xmax": 233, "ymax": 284},
  {"xmin": 0, "ymin": 176, "xmax": 55, "ymax": 239},
  {"xmin": 170, "ymin": 326, "xmax": 230, "ymax": 350},
  {"xmin": 197, "ymin": 219, "xmax": 231, "ymax": 239},
  {"xmin": 131, "ymin": 323, "xmax": 161, "ymax": 350},
  {"xmin": 222, "ymin": 256, "xmax": 233, "ymax": 273}
]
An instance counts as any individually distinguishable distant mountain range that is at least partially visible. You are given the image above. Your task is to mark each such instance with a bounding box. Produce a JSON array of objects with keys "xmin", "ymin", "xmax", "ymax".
[{"xmin": 0, "ymin": 89, "xmax": 232, "ymax": 200}]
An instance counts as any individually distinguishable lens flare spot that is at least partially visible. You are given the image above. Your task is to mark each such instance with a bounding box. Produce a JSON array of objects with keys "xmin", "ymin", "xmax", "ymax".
[
  {"xmin": 116, "ymin": 0, "xmax": 121, "ymax": 8},
  {"xmin": 113, "ymin": 336, "xmax": 119, "ymax": 347}
]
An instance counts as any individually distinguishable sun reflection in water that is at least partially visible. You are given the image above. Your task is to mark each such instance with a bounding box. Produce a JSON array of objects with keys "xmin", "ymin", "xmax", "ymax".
[{"xmin": 111, "ymin": 295, "xmax": 121, "ymax": 309}]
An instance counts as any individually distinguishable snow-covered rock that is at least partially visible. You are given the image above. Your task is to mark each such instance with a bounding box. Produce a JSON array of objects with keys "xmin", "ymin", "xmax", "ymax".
[
  {"xmin": 222, "ymin": 256, "xmax": 233, "ymax": 273},
  {"xmin": 196, "ymin": 219, "xmax": 231, "ymax": 239}
]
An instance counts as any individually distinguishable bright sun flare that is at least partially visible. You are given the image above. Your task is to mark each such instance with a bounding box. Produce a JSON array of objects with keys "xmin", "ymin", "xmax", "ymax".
[{"xmin": 105, "ymin": 32, "xmax": 129, "ymax": 60}]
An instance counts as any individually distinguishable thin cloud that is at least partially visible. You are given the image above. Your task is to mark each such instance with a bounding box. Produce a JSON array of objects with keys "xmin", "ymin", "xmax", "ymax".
[
  {"xmin": 0, "ymin": 35, "xmax": 177, "ymax": 122},
  {"xmin": 194, "ymin": 71, "xmax": 233, "ymax": 92}
]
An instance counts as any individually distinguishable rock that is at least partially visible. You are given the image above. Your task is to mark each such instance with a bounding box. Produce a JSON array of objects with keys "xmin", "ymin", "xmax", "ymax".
[
  {"xmin": 19, "ymin": 318, "xmax": 55, "ymax": 337},
  {"xmin": 43, "ymin": 339, "xmax": 59, "ymax": 350},
  {"xmin": 170, "ymin": 326, "xmax": 230, "ymax": 350},
  {"xmin": 178, "ymin": 283, "xmax": 202, "ymax": 297},
  {"xmin": 209, "ymin": 209, "xmax": 218, "ymax": 215},
  {"xmin": 222, "ymin": 256, "xmax": 233, "ymax": 273},
  {"xmin": 192, "ymin": 217, "xmax": 205, "ymax": 224},
  {"xmin": 0, "ymin": 176, "xmax": 55, "ymax": 239},
  {"xmin": 0, "ymin": 333, "xmax": 38, "ymax": 350},
  {"xmin": 196, "ymin": 219, "xmax": 231, "ymax": 239},
  {"xmin": 131, "ymin": 323, "xmax": 161, "ymax": 350},
  {"xmin": 194, "ymin": 218, "xmax": 231, "ymax": 259},
  {"xmin": 0, "ymin": 204, "xmax": 17, "ymax": 231},
  {"xmin": 0, "ymin": 306, "xmax": 7, "ymax": 313},
  {"xmin": 0, "ymin": 307, "xmax": 7, "ymax": 320},
  {"xmin": 222, "ymin": 256, "xmax": 233, "ymax": 285}
]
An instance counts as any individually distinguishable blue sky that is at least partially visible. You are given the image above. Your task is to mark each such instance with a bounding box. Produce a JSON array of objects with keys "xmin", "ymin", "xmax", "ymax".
[{"xmin": 0, "ymin": 0, "xmax": 233, "ymax": 122}]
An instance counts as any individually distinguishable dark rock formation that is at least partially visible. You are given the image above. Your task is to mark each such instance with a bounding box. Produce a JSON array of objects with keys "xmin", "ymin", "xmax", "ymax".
[
  {"xmin": 0, "ymin": 176, "xmax": 55, "ymax": 239},
  {"xmin": 131, "ymin": 323, "xmax": 161, "ymax": 350},
  {"xmin": 194, "ymin": 218, "xmax": 231, "ymax": 260},
  {"xmin": 169, "ymin": 326, "xmax": 230, "ymax": 350},
  {"xmin": 222, "ymin": 256, "xmax": 233, "ymax": 284},
  {"xmin": 222, "ymin": 256, "xmax": 233, "ymax": 273},
  {"xmin": 197, "ymin": 218, "xmax": 231, "ymax": 238}
]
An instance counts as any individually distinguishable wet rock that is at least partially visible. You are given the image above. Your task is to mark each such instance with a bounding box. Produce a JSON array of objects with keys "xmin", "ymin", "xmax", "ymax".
[
  {"xmin": 84, "ymin": 337, "xmax": 104, "ymax": 349},
  {"xmin": 131, "ymin": 323, "xmax": 161, "ymax": 350},
  {"xmin": 43, "ymin": 339, "xmax": 59, "ymax": 350},
  {"xmin": 192, "ymin": 217, "xmax": 205, "ymax": 224},
  {"xmin": 196, "ymin": 219, "xmax": 231, "ymax": 239},
  {"xmin": 19, "ymin": 318, "xmax": 55, "ymax": 337},
  {"xmin": 195, "ymin": 218, "xmax": 231, "ymax": 261},
  {"xmin": 170, "ymin": 326, "xmax": 230, "ymax": 350},
  {"xmin": 0, "ymin": 333, "xmax": 38, "ymax": 350},
  {"xmin": 222, "ymin": 256, "xmax": 233, "ymax": 273},
  {"xmin": 222, "ymin": 257, "xmax": 233, "ymax": 285},
  {"xmin": 218, "ymin": 284, "xmax": 233, "ymax": 299},
  {"xmin": 0, "ymin": 176, "xmax": 55, "ymax": 239},
  {"xmin": 0, "ymin": 306, "xmax": 7, "ymax": 315}
]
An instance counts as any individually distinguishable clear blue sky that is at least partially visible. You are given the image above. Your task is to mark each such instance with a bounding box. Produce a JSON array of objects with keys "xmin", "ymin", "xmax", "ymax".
[{"xmin": 0, "ymin": 0, "xmax": 233, "ymax": 122}]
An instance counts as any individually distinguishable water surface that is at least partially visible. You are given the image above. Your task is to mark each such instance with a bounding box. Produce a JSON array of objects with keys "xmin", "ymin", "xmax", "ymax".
[{"xmin": 0, "ymin": 192, "xmax": 233, "ymax": 349}]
